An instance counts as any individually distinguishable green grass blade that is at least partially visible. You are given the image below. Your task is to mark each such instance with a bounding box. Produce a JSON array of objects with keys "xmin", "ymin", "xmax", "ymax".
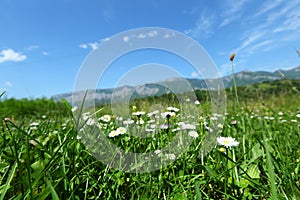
[
  {"xmin": 263, "ymin": 133, "xmax": 278, "ymax": 200},
  {"xmin": 0, "ymin": 91, "xmax": 5, "ymax": 98},
  {"xmin": 46, "ymin": 178, "xmax": 60, "ymax": 200},
  {"xmin": 0, "ymin": 161, "xmax": 17, "ymax": 200},
  {"xmin": 194, "ymin": 181, "xmax": 202, "ymax": 200}
]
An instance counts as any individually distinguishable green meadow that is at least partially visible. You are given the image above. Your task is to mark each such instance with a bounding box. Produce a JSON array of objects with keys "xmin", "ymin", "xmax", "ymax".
[{"xmin": 0, "ymin": 80, "xmax": 299, "ymax": 199}]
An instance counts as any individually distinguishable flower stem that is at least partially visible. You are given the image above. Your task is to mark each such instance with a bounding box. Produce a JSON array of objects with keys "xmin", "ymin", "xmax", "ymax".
[{"xmin": 231, "ymin": 61, "xmax": 240, "ymax": 108}]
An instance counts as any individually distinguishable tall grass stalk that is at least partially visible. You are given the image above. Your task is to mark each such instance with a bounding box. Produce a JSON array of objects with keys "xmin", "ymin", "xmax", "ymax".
[{"xmin": 231, "ymin": 60, "xmax": 240, "ymax": 108}]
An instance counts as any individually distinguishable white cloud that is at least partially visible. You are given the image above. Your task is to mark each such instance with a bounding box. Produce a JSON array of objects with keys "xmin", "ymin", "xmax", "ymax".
[
  {"xmin": 5, "ymin": 81, "xmax": 12, "ymax": 87},
  {"xmin": 79, "ymin": 38, "xmax": 110, "ymax": 50},
  {"xmin": 123, "ymin": 36, "xmax": 129, "ymax": 43},
  {"xmin": 191, "ymin": 72, "xmax": 200, "ymax": 78},
  {"xmin": 42, "ymin": 51, "xmax": 48, "ymax": 56},
  {"xmin": 89, "ymin": 43, "xmax": 99, "ymax": 50},
  {"xmin": 0, "ymin": 49, "xmax": 26, "ymax": 63},
  {"xmin": 79, "ymin": 42, "xmax": 98, "ymax": 50},
  {"xmin": 79, "ymin": 43, "xmax": 88, "ymax": 49}
]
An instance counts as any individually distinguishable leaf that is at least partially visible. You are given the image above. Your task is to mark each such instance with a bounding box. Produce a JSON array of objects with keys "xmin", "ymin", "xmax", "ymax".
[
  {"xmin": 249, "ymin": 143, "xmax": 264, "ymax": 163},
  {"xmin": 247, "ymin": 164, "xmax": 260, "ymax": 179}
]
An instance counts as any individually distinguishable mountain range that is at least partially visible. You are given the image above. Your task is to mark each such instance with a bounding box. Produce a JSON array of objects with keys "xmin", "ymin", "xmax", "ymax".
[{"xmin": 53, "ymin": 66, "xmax": 300, "ymax": 104}]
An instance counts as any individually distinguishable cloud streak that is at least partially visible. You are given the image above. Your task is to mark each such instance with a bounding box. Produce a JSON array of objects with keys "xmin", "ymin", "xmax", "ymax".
[
  {"xmin": 184, "ymin": 11, "xmax": 215, "ymax": 38},
  {"xmin": 219, "ymin": 0, "xmax": 249, "ymax": 27}
]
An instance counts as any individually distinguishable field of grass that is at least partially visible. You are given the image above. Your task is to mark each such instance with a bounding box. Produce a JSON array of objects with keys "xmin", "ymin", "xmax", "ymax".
[{"xmin": 0, "ymin": 81, "xmax": 300, "ymax": 199}]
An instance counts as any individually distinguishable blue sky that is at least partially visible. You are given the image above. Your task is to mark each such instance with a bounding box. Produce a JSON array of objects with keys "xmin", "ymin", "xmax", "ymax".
[{"xmin": 0, "ymin": 0, "xmax": 300, "ymax": 99}]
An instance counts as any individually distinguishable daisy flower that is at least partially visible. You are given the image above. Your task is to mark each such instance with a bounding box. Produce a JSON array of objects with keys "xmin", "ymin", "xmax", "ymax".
[
  {"xmin": 100, "ymin": 114, "xmax": 111, "ymax": 122},
  {"xmin": 217, "ymin": 136, "xmax": 239, "ymax": 148},
  {"xmin": 165, "ymin": 153, "xmax": 176, "ymax": 160},
  {"xmin": 132, "ymin": 111, "xmax": 146, "ymax": 116},
  {"xmin": 161, "ymin": 111, "xmax": 175, "ymax": 119},
  {"xmin": 123, "ymin": 119, "xmax": 134, "ymax": 125},
  {"xmin": 188, "ymin": 130, "xmax": 199, "ymax": 138},
  {"xmin": 116, "ymin": 127, "xmax": 127, "ymax": 135},
  {"xmin": 109, "ymin": 130, "xmax": 118, "ymax": 138},
  {"xmin": 167, "ymin": 106, "xmax": 180, "ymax": 112}
]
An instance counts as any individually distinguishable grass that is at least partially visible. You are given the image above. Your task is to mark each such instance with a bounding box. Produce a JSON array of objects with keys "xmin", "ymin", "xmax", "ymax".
[{"xmin": 0, "ymin": 82, "xmax": 300, "ymax": 199}]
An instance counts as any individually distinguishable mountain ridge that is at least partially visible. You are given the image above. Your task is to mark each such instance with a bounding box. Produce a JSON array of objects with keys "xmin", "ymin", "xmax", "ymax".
[{"xmin": 53, "ymin": 66, "xmax": 300, "ymax": 103}]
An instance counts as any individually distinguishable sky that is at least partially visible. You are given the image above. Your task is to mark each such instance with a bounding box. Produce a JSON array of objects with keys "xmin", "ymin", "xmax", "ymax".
[{"xmin": 0, "ymin": 0, "xmax": 300, "ymax": 99}]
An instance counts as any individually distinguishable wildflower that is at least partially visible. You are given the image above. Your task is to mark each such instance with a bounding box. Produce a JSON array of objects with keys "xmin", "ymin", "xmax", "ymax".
[
  {"xmin": 172, "ymin": 128, "xmax": 180, "ymax": 132},
  {"xmin": 109, "ymin": 130, "xmax": 118, "ymax": 138},
  {"xmin": 116, "ymin": 127, "xmax": 126, "ymax": 135},
  {"xmin": 132, "ymin": 105, "xmax": 137, "ymax": 111},
  {"xmin": 185, "ymin": 98, "xmax": 190, "ymax": 102},
  {"xmin": 161, "ymin": 111, "xmax": 175, "ymax": 119},
  {"xmin": 217, "ymin": 136, "xmax": 239, "ymax": 148},
  {"xmin": 136, "ymin": 118, "xmax": 144, "ymax": 125},
  {"xmin": 147, "ymin": 110, "xmax": 159, "ymax": 117},
  {"xmin": 231, "ymin": 120, "xmax": 237, "ymax": 125},
  {"xmin": 154, "ymin": 150, "xmax": 161, "ymax": 155},
  {"xmin": 278, "ymin": 111, "xmax": 283, "ymax": 116},
  {"xmin": 86, "ymin": 118, "xmax": 96, "ymax": 126},
  {"xmin": 132, "ymin": 111, "xmax": 146, "ymax": 117},
  {"xmin": 217, "ymin": 123, "xmax": 223, "ymax": 129},
  {"xmin": 229, "ymin": 53, "xmax": 235, "ymax": 61},
  {"xmin": 181, "ymin": 123, "xmax": 196, "ymax": 130},
  {"xmin": 146, "ymin": 128, "xmax": 155, "ymax": 133},
  {"xmin": 82, "ymin": 112, "xmax": 90, "ymax": 116},
  {"xmin": 76, "ymin": 135, "xmax": 82, "ymax": 140},
  {"xmin": 30, "ymin": 122, "xmax": 39, "ymax": 127},
  {"xmin": 148, "ymin": 119, "xmax": 155, "ymax": 124},
  {"xmin": 123, "ymin": 119, "xmax": 134, "ymax": 125},
  {"xmin": 167, "ymin": 106, "xmax": 180, "ymax": 112},
  {"xmin": 165, "ymin": 153, "xmax": 176, "ymax": 160},
  {"xmin": 150, "ymin": 124, "xmax": 156, "ymax": 129},
  {"xmin": 4, "ymin": 117, "xmax": 10, "ymax": 122},
  {"xmin": 194, "ymin": 100, "xmax": 200, "ymax": 105},
  {"xmin": 296, "ymin": 114, "xmax": 300, "ymax": 118},
  {"xmin": 160, "ymin": 124, "xmax": 169, "ymax": 129},
  {"xmin": 210, "ymin": 116, "xmax": 218, "ymax": 121},
  {"xmin": 291, "ymin": 119, "xmax": 297, "ymax": 123},
  {"xmin": 100, "ymin": 114, "xmax": 111, "ymax": 122},
  {"xmin": 188, "ymin": 130, "xmax": 199, "ymax": 138},
  {"xmin": 116, "ymin": 116, "xmax": 123, "ymax": 121},
  {"xmin": 71, "ymin": 106, "xmax": 78, "ymax": 112}
]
